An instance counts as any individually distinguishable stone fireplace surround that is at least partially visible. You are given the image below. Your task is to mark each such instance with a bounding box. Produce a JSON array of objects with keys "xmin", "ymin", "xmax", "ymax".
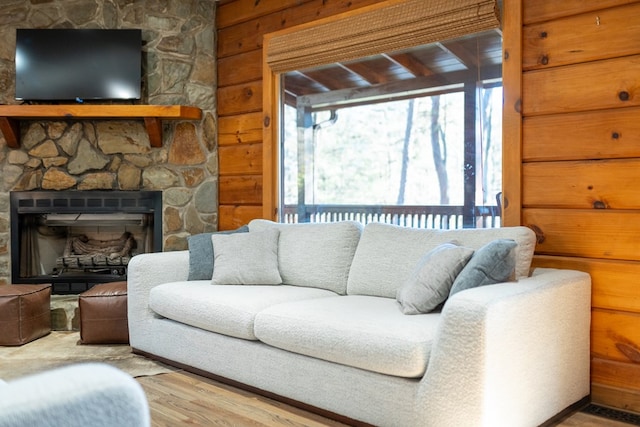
[{"xmin": 0, "ymin": 1, "xmax": 219, "ymax": 286}]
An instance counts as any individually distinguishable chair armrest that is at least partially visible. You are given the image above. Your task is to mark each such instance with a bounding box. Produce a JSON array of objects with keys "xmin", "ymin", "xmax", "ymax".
[
  {"xmin": 422, "ymin": 268, "xmax": 591, "ymax": 427},
  {"xmin": 0, "ymin": 363, "xmax": 149, "ymax": 427}
]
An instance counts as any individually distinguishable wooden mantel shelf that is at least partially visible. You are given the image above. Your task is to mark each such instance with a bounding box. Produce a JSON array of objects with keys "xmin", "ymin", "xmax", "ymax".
[{"xmin": 0, "ymin": 104, "xmax": 203, "ymax": 148}]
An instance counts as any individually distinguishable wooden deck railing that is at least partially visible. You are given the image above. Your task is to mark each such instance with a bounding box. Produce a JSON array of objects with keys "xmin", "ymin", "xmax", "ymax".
[{"xmin": 282, "ymin": 205, "xmax": 501, "ymax": 229}]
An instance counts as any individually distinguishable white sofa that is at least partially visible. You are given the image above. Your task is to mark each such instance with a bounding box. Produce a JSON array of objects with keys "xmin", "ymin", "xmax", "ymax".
[
  {"xmin": 0, "ymin": 363, "xmax": 149, "ymax": 427},
  {"xmin": 127, "ymin": 220, "xmax": 591, "ymax": 427}
]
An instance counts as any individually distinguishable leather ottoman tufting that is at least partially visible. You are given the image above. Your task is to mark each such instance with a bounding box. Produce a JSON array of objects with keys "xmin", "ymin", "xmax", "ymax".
[
  {"xmin": 0, "ymin": 284, "xmax": 52, "ymax": 346},
  {"xmin": 79, "ymin": 281, "xmax": 129, "ymax": 344}
]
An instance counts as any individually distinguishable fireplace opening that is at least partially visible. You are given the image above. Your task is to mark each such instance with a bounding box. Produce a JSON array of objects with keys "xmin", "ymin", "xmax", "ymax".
[{"xmin": 10, "ymin": 191, "xmax": 162, "ymax": 294}]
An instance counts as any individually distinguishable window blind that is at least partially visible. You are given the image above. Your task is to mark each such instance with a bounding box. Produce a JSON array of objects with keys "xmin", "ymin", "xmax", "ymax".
[{"xmin": 266, "ymin": 0, "xmax": 501, "ymax": 73}]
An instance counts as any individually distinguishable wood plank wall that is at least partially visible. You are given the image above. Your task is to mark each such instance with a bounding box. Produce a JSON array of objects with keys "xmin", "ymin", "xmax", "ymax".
[
  {"xmin": 215, "ymin": 0, "xmax": 383, "ymax": 230},
  {"xmin": 218, "ymin": 0, "xmax": 640, "ymax": 413},
  {"xmin": 509, "ymin": 0, "xmax": 640, "ymax": 413}
]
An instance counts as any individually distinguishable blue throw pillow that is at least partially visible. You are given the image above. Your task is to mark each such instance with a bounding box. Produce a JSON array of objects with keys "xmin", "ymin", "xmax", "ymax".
[
  {"xmin": 187, "ymin": 225, "xmax": 249, "ymax": 280},
  {"xmin": 396, "ymin": 243, "xmax": 474, "ymax": 315},
  {"xmin": 448, "ymin": 239, "xmax": 517, "ymax": 297}
]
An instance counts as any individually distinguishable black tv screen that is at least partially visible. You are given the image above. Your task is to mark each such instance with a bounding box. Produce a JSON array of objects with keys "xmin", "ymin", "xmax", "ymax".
[{"xmin": 15, "ymin": 29, "xmax": 142, "ymax": 102}]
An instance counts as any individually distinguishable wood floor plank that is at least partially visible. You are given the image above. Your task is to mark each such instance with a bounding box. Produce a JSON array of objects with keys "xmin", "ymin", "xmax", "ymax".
[
  {"xmin": 151, "ymin": 371, "xmax": 335, "ymax": 426},
  {"xmin": 137, "ymin": 371, "xmax": 348, "ymax": 427},
  {"xmin": 141, "ymin": 375, "xmax": 265, "ymax": 426},
  {"xmin": 554, "ymin": 411, "xmax": 635, "ymax": 427},
  {"xmin": 137, "ymin": 371, "xmax": 636, "ymax": 427}
]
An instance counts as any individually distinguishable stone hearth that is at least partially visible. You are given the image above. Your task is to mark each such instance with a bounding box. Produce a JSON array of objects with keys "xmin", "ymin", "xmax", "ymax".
[{"xmin": 51, "ymin": 295, "xmax": 80, "ymax": 331}]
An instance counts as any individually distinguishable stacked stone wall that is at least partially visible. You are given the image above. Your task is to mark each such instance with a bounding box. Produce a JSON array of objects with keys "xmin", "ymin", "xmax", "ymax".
[{"xmin": 0, "ymin": 0, "xmax": 218, "ymax": 285}]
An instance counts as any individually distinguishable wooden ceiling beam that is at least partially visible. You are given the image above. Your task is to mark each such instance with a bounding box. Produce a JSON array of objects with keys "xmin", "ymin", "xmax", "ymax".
[
  {"xmin": 383, "ymin": 52, "xmax": 435, "ymax": 77},
  {"xmin": 338, "ymin": 62, "xmax": 386, "ymax": 84},
  {"xmin": 283, "ymin": 80, "xmax": 317, "ymax": 97},
  {"xmin": 285, "ymin": 70, "xmax": 331, "ymax": 93},
  {"xmin": 298, "ymin": 69, "xmax": 350, "ymax": 91},
  {"xmin": 436, "ymin": 41, "xmax": 480, "ymax": 69}
]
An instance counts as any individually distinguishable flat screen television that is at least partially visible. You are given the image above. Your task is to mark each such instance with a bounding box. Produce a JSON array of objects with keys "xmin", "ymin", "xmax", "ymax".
[{"xmin": 15, "ymin": 28, "xmax": 142, "ymax": 102}]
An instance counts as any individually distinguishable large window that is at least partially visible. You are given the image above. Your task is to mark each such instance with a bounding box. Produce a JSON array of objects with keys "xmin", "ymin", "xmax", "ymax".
[{"xmin": 279, "ymin": 31, "xmax": 502, "ymax": 229}]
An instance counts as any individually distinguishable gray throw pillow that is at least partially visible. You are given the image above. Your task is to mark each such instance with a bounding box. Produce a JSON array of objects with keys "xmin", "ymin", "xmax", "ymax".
[
  {"xmin": 449, "ymin": 239, "xmax": 518, "ymax": 297},
  {"xmin": 187, "ymin": 225, "xmax": 248, "ymax": 280},
  {"xmin": 211, "ymin": 228, "xmax": 283, "ymax": 285},
  {"xmin": 396, "ymin": 243, "xmax": 474, "ymax": 315}
]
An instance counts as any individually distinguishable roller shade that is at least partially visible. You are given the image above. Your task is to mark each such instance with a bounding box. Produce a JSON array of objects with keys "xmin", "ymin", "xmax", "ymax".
[{"xmin": 266, "ymin": 0, "xmax": 501, "ymax": 73}]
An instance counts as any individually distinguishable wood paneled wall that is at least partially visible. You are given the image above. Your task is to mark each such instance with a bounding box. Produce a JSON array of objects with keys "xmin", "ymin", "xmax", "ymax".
[
  {"xmin": 504, "ymin": 0, "xmax": 640, "ymax": 413},
  {"xmin": 216, "ymin": 0, "xmax": 383, "ymax": 230}
]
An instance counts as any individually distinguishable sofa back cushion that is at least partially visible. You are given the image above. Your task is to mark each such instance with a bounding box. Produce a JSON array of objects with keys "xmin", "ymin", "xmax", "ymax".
[
  {"xmin": 248, "ymin": 220, "xmax": 363, "ymax": 294},
  {"xmin": 187, "ymin": 225, "xmax": 249, "ymax": 280},
  {"xmin": 211, "ymin": 228, "xmax": 283, "ymax": 286},
  {"xmin": 347, "ymin": 223, "xmax": 536, "ymax": 298}
]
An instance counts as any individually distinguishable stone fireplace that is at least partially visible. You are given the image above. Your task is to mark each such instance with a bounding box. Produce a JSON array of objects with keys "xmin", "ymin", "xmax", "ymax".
[
  {"xmin": 10, "ymin": 190, "xmax": 162, "ymax": 294},
  {"xmin": 0, "ymin": 1, "xmax": 219, "ymax": 287}
]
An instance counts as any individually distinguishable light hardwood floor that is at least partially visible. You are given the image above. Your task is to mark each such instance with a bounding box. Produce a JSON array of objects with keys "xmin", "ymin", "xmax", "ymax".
[
  {"xmin": 136, "ymin": 371, "xmax": 635, "ymax": 426},
  {"xmin": 556, "ymin": 412, "xmax": 636, "ymax": 427},
  {"xmin": 137, "ymin": 371, "xmax": 348, "ymax": 426}
]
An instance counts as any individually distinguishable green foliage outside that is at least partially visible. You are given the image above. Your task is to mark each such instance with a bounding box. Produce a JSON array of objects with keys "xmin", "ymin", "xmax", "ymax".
[{"xmin": 282, "ymin": 87, "xmax": 502, "ymax": 208}]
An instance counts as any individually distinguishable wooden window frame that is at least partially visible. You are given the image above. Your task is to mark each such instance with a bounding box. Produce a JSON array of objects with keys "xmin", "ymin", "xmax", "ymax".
[{"xmin": 262, "ymin": 0, "xmax": 501, "ymax": 220}]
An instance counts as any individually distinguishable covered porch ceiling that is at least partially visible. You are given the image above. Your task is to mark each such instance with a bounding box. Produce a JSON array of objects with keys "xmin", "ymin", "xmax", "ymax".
[{"xmin": 283, "ymin": 29, "xmax": 503, "ymax": 110}]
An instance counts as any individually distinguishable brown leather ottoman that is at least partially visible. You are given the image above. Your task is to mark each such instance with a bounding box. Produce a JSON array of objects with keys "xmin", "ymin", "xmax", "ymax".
[
  {"xmin": 0, "ymin": 284, "xmax": 51, "ymax": 346},
  {"xmin": 78, "ymin": 281, "xmax": 129, "ymax": 344}
]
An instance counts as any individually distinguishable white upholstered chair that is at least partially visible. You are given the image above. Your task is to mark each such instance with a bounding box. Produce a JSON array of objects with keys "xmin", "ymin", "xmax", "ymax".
[{"xmin": 0, "ymin": 363, "xmax": 150, "ymax": 427}]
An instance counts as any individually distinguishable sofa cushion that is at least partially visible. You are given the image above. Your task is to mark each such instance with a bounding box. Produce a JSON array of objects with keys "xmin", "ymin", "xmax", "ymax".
[
  {"xmin": 347, "ymin": 223, "xmax": 536, "ymax": 298},
  {"xmin": 396, "ymin": 243, "xmax": 474, "ymax": 314},
  {"xmin": 248, "ymin": 220, "xmax": 362, "ymax": 294},
  {"xmin": 187, "ymin": 225, "xmax": 248, "ymax": 280},
  {"xmin": 149, "ymin": 282, "xmax": 337, "ymax": 340},
  {"xmin": 254, "ymin": 295, "xmax": 440, "ymax": 378},
  {"xmin": 449, "ymin": 238, "xmax": 518, "ymax": 297},
  {"xmin": 211, "ymin": 228, "xmax": 282, "ymax": 286}
]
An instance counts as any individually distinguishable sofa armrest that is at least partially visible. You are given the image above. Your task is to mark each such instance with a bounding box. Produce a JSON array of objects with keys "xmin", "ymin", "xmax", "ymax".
[
  {"xmin": 0, "ymin": 363, "xmax": 149, "ymax": 427},
  {"xmin": 422, "ymin": 268, "xmax": 591, "ymax": 427},
  {"xmin": 127, "ymin": 250, "xmax": 189, "ymax": 345}
]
